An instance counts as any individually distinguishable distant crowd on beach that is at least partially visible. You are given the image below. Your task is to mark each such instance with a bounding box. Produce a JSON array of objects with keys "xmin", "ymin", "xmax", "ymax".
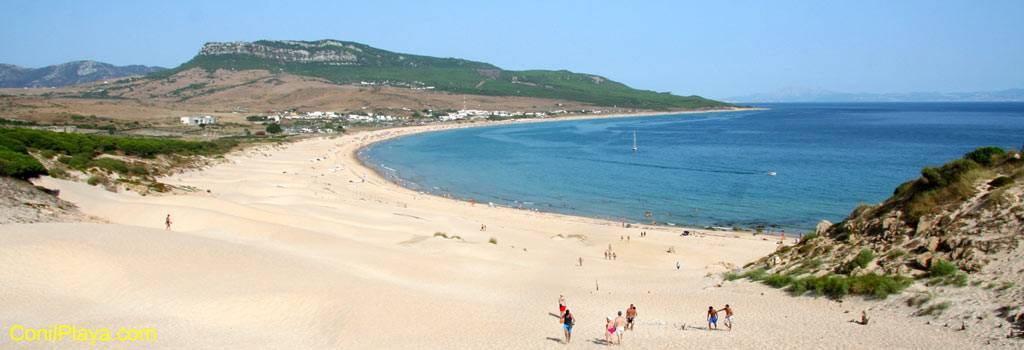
[{"xmin": 557, "ymin": 295, "xmax": 733, "ymax": 345}]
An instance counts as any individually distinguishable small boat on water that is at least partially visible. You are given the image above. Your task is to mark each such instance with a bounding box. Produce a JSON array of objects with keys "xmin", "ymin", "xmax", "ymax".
[{"xmin": 767, "ymin": 171, "xmax": 777, "ymax": 176}]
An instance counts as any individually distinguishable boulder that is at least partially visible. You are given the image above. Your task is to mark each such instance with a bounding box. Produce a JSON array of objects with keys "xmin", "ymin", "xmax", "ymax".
[
  {"xmin": 927, "ymin": 237, "xmax": 941, "ymax": 252},
  {"xmin": 815, "ymin": 220, "xmax": 833, "ymax": 236},
  {"xmin": 912, "ymin": 252, "xmax": 933, "ymax": 270}
]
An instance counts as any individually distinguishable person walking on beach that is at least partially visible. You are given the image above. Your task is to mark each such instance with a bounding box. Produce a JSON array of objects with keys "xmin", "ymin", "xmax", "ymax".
[
  {"xmin": 626, "ymin": 305, "xmax": 637, "ymax": 330},
  {"xmin": 614, "ymin": 311, "xmax": 626, "ymax": 344},
  {"xmin": 165, "ymin": 214, "xmax": 172, "ymax": 231},
  {"xmin": 605, "ymin": 316, "xmax": 616, "ymax": 345},
  {"xmin": 561, "ymin": 309, "xmax": 575, "ymax": 344},
  {"xmin": 719, "ymin": 304, "xmax": 734, "ymax": 331},
  {"xmin": 578, "ymin": 256, "xmax": 583, "ymax": 267},
  {"xmin": 707, "ymin": 306, "xmax": 719, "ymax": 330}
]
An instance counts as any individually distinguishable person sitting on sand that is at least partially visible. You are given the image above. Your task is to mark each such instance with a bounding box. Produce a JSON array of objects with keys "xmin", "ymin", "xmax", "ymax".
[
  {"xmin": 615, "ymin": 311, "xmax": 626, "ymax": 344},
  {"xmin": 165, "ymin": 214, "xmax": 172, "ymax": 231},
  {"xmin": 561, "ymin": 309, "xmax": 575, "ymax": 343},
  {"xmin": 707, "ymin": 306, "xmax": 719, "ymax": 330},
  {"xmin": 605, "ymin": 316, "xmax": 616, "ymax": 344},
  {"xmin": 718, "ymin": 304, "xmax": 734, "ymax": 331},
  {"xmin": 626, "ymin": 304, "xmax": 637, "ymax": 330}
]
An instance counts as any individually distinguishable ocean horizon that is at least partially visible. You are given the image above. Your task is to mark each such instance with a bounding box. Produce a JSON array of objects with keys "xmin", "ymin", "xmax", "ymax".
[{"xmin": 360, "ymin": 102, "xmax": 1024, "ymax": 232}]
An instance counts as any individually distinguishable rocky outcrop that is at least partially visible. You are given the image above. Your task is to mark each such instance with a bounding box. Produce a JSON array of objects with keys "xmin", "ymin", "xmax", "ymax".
[
  {"xmin": 0, "ymin": 177, "xmax": 88, "ymax": 224},
  {"xmin": 199, "ymin": 41, "xmax": 360, "ymax": 65}
]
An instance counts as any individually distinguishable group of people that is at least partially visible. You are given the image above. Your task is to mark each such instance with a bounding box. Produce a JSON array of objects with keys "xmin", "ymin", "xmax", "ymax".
[
  {"xmin": 706, "ymin": 304, "xmax": 735, "ymax": 331},
  {"xmin": 603, "ymin": 305, "xmax": 638, "ymax": 345},
  {"xmin": 558, "ymin": 295, "xmax": 639, "ymax": 345},
  {"xmin": 604, "ymin": 244, "xmax": 617, "ymax": 260}
]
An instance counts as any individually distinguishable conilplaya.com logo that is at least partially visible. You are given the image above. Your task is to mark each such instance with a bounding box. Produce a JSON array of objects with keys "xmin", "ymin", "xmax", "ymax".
[{"xmin": 7, "ymin": 324, "xmax": 156, "ymax": 346}]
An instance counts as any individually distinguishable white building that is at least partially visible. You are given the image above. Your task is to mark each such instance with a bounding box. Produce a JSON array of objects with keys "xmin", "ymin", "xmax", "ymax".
[{"xmin": 180, "ymin": 115, "xmax": 217, "ymax": 126}]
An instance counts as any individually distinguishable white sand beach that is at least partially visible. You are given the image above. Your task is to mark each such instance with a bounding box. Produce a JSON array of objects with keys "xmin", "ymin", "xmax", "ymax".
[{"xmin": 0, "ymin": 120, "xmax": 987, "ymax": 349}]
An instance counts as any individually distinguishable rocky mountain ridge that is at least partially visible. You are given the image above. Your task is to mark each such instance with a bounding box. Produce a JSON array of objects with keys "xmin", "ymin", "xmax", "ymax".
[{"xmin": 0, "ymin": 60, "xmax": 165, "ymax": 88}]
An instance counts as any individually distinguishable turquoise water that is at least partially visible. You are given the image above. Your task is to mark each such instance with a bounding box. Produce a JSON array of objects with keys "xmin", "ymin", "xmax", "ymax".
[{"xmin": 360, "ymin": 103, "xmax": 1024, "ymax": 231}]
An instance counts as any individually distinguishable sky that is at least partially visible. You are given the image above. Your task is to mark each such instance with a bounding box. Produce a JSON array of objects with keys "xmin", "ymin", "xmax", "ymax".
[{"xmin": 1, "ymin": 0, "xmax": 1022, "ymax": 99}]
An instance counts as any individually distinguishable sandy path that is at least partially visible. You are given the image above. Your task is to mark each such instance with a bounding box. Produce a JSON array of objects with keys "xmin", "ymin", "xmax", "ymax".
[{"xmin": 0, "ymin": 122, "xmax": 989, "ymax": 348}]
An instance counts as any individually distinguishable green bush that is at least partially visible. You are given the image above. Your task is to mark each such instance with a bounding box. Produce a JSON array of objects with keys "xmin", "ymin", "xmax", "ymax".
[
  {"xmin": 265, "ymin": 123, "xmax": 283, "ymax": 134},
  {"xmin": 743, "ymin": 268, "xmax": 768, "ymax": 281},
  {"xmin": 964, "ymin": 146, "xmax": 1005, "ymax": 166},
  {"xmin": 760, "ymin": 272, "xmax": 910, "ymax": 300},
  {"xmin": 488, "ymin": 237, "xmax": 497, "ymax": 244},
  {"xmin": 88, "ymin": 157, "xmax": 129, "ymax": 173},
  {"xmin": 788, "ymin": 277, "xmax": 811, "ymax": 296},
  {"xmin": 929, "ymin": 259, "xmax": 958, "ymax": 277},
  {"xmin": 764, "ymin": 274, "xmax": 794, "ymax": 288},
  {"xmin": 0, "ymin": 148, "xmax": 48, "ymax": 179},
  {"xmin": 852, "ymin": 249, "xmax": 875, "ymax": 269},
  {"xmin": 848, "ymin": 273, "xmax": 912, "ymax": 299}
]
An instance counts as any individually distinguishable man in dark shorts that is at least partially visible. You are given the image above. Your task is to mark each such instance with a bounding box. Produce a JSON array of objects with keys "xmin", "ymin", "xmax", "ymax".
[
  {"xmin": 707, "ymin": 306, "xmax": 719, "ymax": 330},
  {"xmin": 626, "ymin": 304, "xmax": 637, "ymax": 330}
]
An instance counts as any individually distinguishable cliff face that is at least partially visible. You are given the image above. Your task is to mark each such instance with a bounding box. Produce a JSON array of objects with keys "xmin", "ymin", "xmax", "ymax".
[
  {"xmin": 0, "ymin": 61, "xmax": 165, "ymax": 88},
  {"xmin": 199, "ymin": 41, "xmax": 361, "ymax": 65},
  {"xmin": 160, "ymin": 39, "xmax": 732, "ymax": 110}
]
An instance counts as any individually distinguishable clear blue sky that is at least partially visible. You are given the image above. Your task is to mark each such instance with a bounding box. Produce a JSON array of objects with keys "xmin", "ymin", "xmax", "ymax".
[{"xmin": 2, "ymin": 0, "xmax": 1022, "ymax": 98}]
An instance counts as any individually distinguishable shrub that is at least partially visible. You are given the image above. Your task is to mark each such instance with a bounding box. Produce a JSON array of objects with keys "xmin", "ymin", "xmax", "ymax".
[
  {"xmin": 920, "ymin": 167, "xmax": 946, "ymax": 188},
  {"xmin": 848, "ymin": 273, "xmax": 912, "ymax": 299},
  {"xmin": 88, "ymin": 157, "xmax": 129, "ymax": 173},
  {"xmin": 852, "ymin": 249, "xmax": 875, "ymax": 269},
  {"xmin": 87, "ymin": 175, "xmax": 102, "ymax": 186},
  {"xmin": 929, "ymin": 259, "xmax": 958, "ymax": 277},
  {"xmin": 0, "ymin": 148, "xmax": 48, "ymax": 179},
  {"xmin": 743, "ymin": 268, "xmax": 768, "ymax": 281},
  {"xmin": 788, "ymin": 277, "xmax": 811, "ymax": 295},
  {"xmin": 723, "ymin": 271, "xmax": 742, "ymax": 281},
  {"xmin": 488, "ymin": 237, "xmax": 497, "ymax": 244},
  {"xmin": 764, "ymin": 274, "xmax": 794, "ymax": 288},
  {"xmin": 266, "ymin": 123, "xmax": 283, "ymax": 134},
  {"xmin": 818, "ymin": 275, "xmax": 850, "ymax": 299},
  {"xmin": 989, "ymin": 176, "xmax": 1013, "ymax": 188},
  {"xmin": 964, "ymin": 146, "xmax": 1005, "ymax": 166}
]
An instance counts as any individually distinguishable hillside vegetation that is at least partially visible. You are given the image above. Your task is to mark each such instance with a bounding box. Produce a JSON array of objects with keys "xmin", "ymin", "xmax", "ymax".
[
  {"xmin": 728, "ymin": 147, "xmax": 1023, "ymax": 333},
  {"xmin": 0, "ymin": 127, "xmax": 239, "ymax": 181},
  {"xmin": 156, "ymin": 40, "xmax": 730, "ymax": 110}
]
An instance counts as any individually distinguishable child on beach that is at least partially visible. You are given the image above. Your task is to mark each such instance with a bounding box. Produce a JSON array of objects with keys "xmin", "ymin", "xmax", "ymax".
[{"xmin": 605, "ymin": 317, "xmax": 616, "ymax": 344}]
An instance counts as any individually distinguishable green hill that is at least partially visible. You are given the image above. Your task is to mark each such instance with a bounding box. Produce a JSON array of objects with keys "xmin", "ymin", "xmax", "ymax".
[{"xmin": 156, "ymin": 40, "xmax": 731, "ymax": 110}]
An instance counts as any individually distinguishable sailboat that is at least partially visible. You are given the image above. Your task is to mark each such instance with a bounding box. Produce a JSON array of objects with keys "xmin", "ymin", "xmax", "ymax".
[{"xmin": 632, "ymin": 130, "xmax": 638, "ymax": 152}]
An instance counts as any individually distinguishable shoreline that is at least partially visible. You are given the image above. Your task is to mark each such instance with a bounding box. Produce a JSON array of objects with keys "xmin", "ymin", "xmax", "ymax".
[
  {"xmin": 349, "ymin": 107, "xmax": 770, "ymax": 235},
  {"xmin": 3, "ymin": 104, "xmax": 996, "ymax": 348}
]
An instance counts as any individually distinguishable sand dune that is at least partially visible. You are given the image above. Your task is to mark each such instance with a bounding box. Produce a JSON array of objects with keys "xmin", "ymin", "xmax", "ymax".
[{"xmin": 0, "ymin": 126, "xmax": 987, "ymax": 348}]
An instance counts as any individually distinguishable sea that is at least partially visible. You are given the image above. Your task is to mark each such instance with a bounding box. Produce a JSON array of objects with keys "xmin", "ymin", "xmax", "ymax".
[{"xmin": 359, "ymin": 103, "xmax": 1024, "ymax": 232}]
